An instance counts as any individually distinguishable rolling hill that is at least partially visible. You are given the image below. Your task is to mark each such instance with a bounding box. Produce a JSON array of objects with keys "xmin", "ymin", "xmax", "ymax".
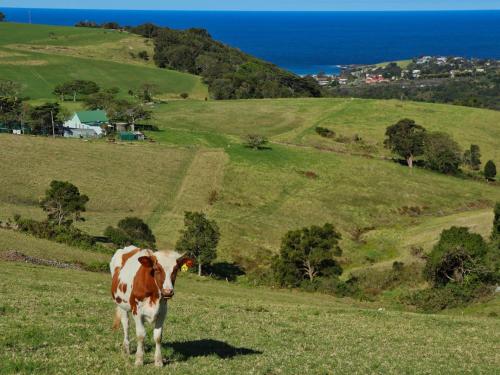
[
  {"xmin": 1, "ymin": 96, "xmax": 499, "ymax": 271},
  {"xmin": 0, "ymin": 23, "xmax": 207, "ymax": 100}
]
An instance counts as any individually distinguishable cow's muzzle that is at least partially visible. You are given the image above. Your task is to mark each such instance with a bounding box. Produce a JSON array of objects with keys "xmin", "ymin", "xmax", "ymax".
[{"xmin": 161, "ymin": 289, "xmax": 174, "ymax": 299}]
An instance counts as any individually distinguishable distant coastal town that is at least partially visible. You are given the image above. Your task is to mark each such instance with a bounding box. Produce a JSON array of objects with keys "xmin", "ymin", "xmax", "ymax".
[{"xmin": 309, "ymin": 55, "xmax": 500, "ymax": 87}]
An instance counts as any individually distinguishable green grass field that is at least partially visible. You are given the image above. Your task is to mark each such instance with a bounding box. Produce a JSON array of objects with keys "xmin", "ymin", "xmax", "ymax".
[
  {"xmin": 148, "ymin": 98, "xmax": 500, "ymax": 162},
  {"xmin": 1, "ymin": 123, "xmax": 498, "ymax": 269},
  {"xmin": 0, "ymin": 259, "xmax": 499, "ymax": 374},
  {"xmin": 0, "ymin": 23, "xmax": 207, "ymax": 99}
]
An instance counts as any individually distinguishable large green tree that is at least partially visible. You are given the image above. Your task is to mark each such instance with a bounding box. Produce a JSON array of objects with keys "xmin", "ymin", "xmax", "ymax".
[
  {"xmin": 175, "ymin": 212, "xmax": 220, "ymax": 276},
  {"xmin": 272, "ymin": 223, "xmax": 343, "ymax": 286},
  {"xmin": 384, "ymin": 119, "xmax": 426, "ymax": 168},
  {"xmin": 40, "ymin": 181, "xmax": 89, "ymax": 226},
  {"xmin": 423, "ymin": 132, "xmax": 462, "ymax": 174}
]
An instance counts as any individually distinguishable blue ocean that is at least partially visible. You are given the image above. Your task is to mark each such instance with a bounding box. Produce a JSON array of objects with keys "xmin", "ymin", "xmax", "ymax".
[{"xmin": 2, "ymin": 8, "xmax": 500, "ymax": 75}]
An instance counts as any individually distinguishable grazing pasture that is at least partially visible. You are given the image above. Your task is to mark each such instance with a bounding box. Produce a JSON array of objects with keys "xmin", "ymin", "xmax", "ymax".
[
  {"xmin": 1, "ymin": 132, "xmax": 499, "ymax": 270},
  {"xmin": 149, "ymin": 98, "xmax": 500, "ymax": 162},
  {"xmin": 0, "ymin": 260, "xmax": 498, "ymax": 374}
]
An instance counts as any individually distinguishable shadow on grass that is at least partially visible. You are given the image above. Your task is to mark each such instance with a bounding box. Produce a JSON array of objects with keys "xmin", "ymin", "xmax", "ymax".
[{"xmin": 164, "ymin": 339, "xmax": 262, "ymax": 362}]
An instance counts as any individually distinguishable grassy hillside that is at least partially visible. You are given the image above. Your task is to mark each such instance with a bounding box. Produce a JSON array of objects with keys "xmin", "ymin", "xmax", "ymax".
[
  {"xmin": 1, "ymin": 110, "xmax": 498, "ymax": 270},
  {"xmin": 0, "ymin": 260, "xmax": 499, "ymax": 374},
  {"xmin": 0, "ymin": 23, "xmax": 207, "ymax": 99},
  {"xmin": 148, "ymin": 98, "xmax": 500, "ymax": 162}
]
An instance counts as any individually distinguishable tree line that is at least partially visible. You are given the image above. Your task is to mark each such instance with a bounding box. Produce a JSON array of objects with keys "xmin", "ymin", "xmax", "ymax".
[
  {"xmin": 0, "ymin": 78, "xmax": 152, "ymax": 135},
  {"xmin": 384, "ymin": 118, "xmax": 496, "ymax": 180},
  {"xmin": 74, "ymin": 21, "xmax": 322, "ymax": 100}
]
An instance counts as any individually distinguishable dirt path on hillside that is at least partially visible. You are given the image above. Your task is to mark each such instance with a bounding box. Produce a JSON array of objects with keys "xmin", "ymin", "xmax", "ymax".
[{"xmin": 152, "ymin": 149, "xmax": 228, "ymax": 248}]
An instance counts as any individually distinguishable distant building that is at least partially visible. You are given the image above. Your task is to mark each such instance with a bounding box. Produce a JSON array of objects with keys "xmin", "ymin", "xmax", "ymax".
[
  {"xmin": 412, "ymin": 70, "xmax": 421, "ymax": 79},
  {"xmin": 365, "ymin": 74, "xmax": 388, "ymax": 84},
  {"xmin": 64, "ymin": 110, "xmax": 109, "ymax": 136}
]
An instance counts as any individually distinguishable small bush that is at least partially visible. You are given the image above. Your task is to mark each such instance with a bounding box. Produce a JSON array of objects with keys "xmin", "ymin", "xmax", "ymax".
[
  {"xmin": 315, "ymin": 126, "xmax": 335, "ymax": 138},
  {"xmin": 137, "ymin": 50, "xmax": 149, "ymax": 61},
  {"xmin": 244, "ymin": 134, "xmax": 268, "ymax": 150},
  {"xmin": 392, "ymin": 261, "xmax": 404, "ymax": 272},
  {"xmin": 83, "ymin": 261, "xmax": 109, "ymax": 273},
  {"xmin": 180, "ymin": 92, "xmax": 189, "ymax": 99}
]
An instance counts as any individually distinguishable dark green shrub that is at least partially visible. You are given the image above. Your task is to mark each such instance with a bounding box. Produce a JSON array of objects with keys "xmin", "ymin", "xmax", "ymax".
[
  {"xmin": 403, "ymin": 282, "xmax": 492, "ymax": 312},
  {"xmin": 315, "ymin": 126, "xmax": 335, "ymax": 138},
  {"xmin": 484, "ymin": 160, "xmax": 497, "ymax": 181},
  {"xmin": 13, "ymin": 216, "xmax": 110, "ymax": 254},
  {"xmin": 137, "ymin": 50, "xmax": 149, "ymax": 61},
  {"xmin": 424, "ymin": 227, "xmax": 489, "ymax": 286},
  {"xmin": 105, "ymin": 217, "xmax": 156, "ymax": 249}
]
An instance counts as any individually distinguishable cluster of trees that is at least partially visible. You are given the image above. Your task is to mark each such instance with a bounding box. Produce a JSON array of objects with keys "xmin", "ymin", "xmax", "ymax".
[
  {"xmin": 0, "ymin": 12, "xmax": 5, "ymax": 22},
  {"xmin": 126, "ymin": 23, "xmax": 321, "ymax": 99},
  {"xmin": 53, "ymin": 80, "xmax": 99, "ymax": 102},
  {"xmin": 0, "ymin": 90, "xmax": 68, "ymax": 136},
  {"xmin": 408, "ymin": 204, "xmax": 500, "ymax": 311},
  {"xmin": 384, "ymin": 118, "xmax": 497, "ymax": 180}
]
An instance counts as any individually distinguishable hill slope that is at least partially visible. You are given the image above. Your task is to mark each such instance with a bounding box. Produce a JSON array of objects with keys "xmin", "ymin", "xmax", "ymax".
[
  {"xmin": 1, "ymin": 96, "xmax": 499, "ymax": 271},
  {"xmin": 0, "ymin": 23, "xmax": 207, "ymax": 100}
]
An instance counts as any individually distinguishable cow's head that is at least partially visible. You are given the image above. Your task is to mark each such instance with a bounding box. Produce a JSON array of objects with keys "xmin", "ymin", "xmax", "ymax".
[{"xmin": 138, "ymin": 251, "xmax": 193, "ymax": 300}]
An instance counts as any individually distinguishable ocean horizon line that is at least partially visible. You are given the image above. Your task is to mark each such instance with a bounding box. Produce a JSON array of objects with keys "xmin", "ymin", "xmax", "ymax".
[{"xmin": 2, "ymin": 8, "xmax": 500, "ymax": 13}]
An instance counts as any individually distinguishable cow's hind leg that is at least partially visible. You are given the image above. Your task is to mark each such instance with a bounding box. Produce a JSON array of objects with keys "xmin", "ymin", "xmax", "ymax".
[
  {"xmin": 119, "ymin": 308, "xmax": 130, "ymax": 355},
  {"xmin": 153, "ymin": 303, "xmax": 167, "ymax": 367},
  {"xmin": 133, "ymin": 315, "xmax": 146, "ymax": 366}
]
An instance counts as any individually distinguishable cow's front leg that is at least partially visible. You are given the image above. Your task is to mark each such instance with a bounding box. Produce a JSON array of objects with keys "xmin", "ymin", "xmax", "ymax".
[
  {"xmin": 153, "ymin": 302, "xmax": 167, "ymax": 367},
  {"xmin": 133, "ymin": 315, "xmax": 146, "ymax": 366}
]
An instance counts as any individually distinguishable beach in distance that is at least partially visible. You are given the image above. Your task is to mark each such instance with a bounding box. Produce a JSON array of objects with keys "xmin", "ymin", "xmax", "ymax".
[{"xmin": 2, "ymin": 8, "xmax": 500, "ymax": 74}]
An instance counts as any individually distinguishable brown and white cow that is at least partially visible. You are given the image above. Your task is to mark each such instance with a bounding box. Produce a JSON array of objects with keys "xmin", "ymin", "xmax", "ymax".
[{"xmin": 110, "ymin": 245, "xmax": 191, "ymax": 367}]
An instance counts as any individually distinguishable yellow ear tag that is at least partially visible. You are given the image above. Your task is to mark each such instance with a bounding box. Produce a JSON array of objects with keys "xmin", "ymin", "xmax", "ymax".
[{"xmin": 181, "ymin": 264, "xmax": 189, "ymax": 272}]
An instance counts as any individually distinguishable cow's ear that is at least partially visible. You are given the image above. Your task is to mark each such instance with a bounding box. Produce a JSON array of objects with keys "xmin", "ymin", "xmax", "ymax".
[{"xmin": 138, "ymin": 256, "xmax": 154, "ymax": 268}]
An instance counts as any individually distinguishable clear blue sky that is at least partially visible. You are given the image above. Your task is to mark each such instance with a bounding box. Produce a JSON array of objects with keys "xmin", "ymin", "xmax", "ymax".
[{"xmin": 2, "ymin": 0, "xmax": 500, "ymax": 11}]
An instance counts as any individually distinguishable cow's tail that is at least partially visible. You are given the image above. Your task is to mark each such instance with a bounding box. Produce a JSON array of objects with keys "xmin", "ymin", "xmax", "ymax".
[{"xmin": 112, "ymin": 307, "xmax": 121, "ymax": 330}]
